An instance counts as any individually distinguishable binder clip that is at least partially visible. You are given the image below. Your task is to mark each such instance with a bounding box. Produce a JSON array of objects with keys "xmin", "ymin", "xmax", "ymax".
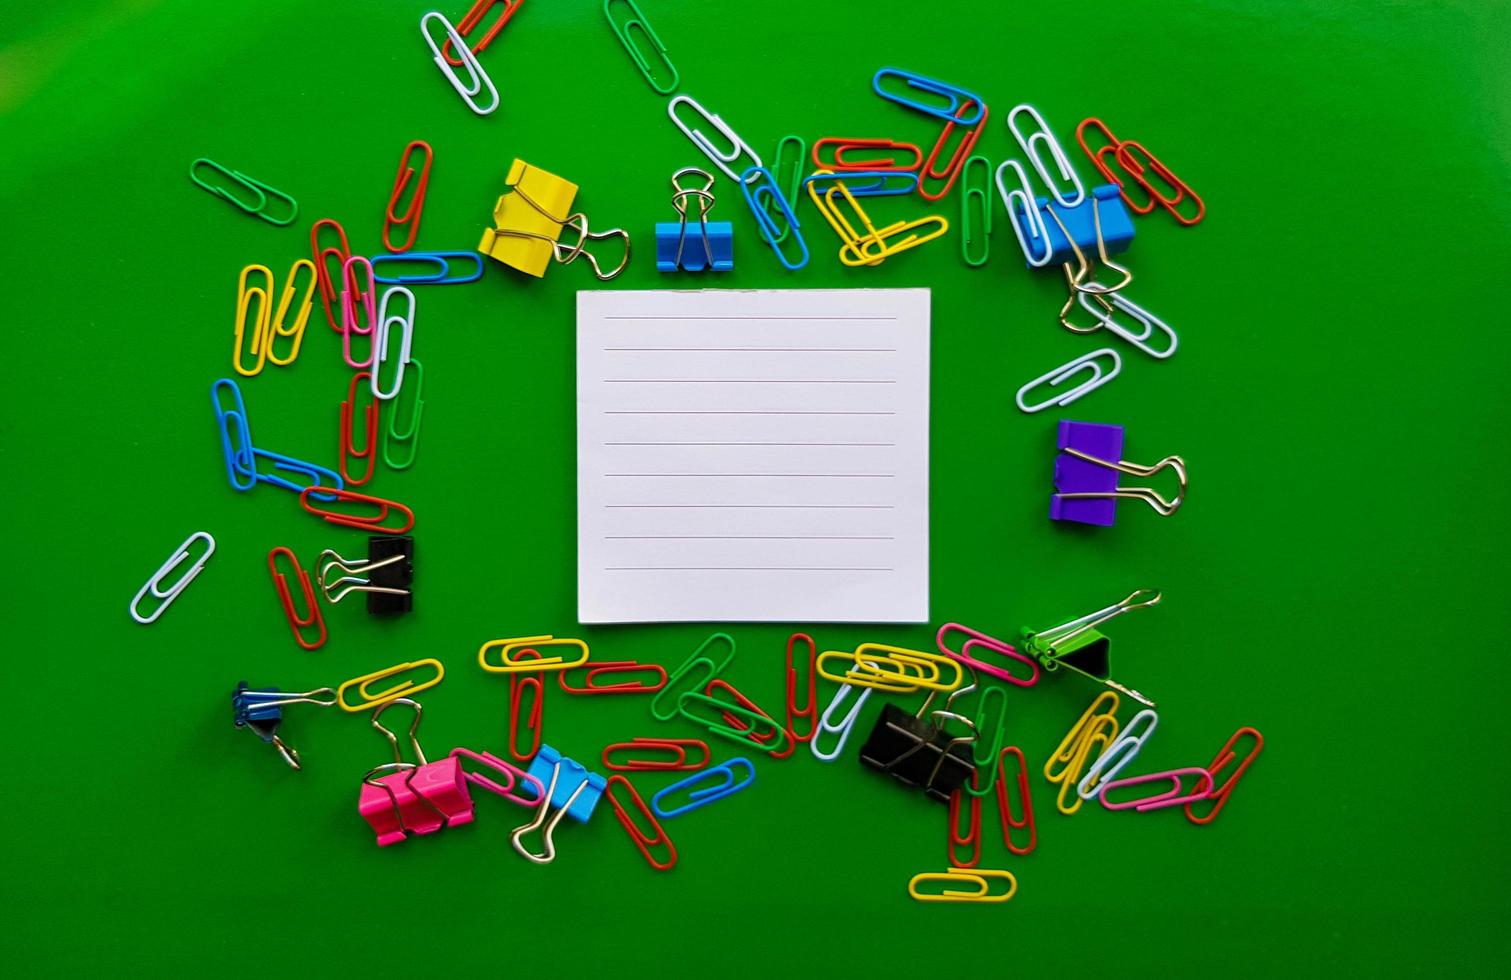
[
  {"xmin": 858, "ymin": 690, "xmax": 977, "ymax": 803},
  {"xmin": 477, "ymin": 159, "xmax": 629, "ymax": 280},
  {"xmin": 511, "ymin": 745, "xmax": 607, "ymax": 864},
  {"xmin": 358, "ymin": 698, "xmax": 473, "ymax": 847},
  {"xmin": 655, "ymin": 167, "xmax": 733, "ymax": 272},
  {"xmin": 232, "ymin": 682, "xmax": 336, "ymax": 770},
  {"xmin": 316, "ymin": 536, "xmax": 413, "ymax": 615},
  {"xmin": 1037, "ymin": 184, "xmax": 1134, "ymax": 266},
  {"xmin": 1020, "ymin": 589, "xmax": 1160, "ymax": 707},
  {"xmin": 1051, "ymin": 421, "xmax": 1187, "ymax": 526}
]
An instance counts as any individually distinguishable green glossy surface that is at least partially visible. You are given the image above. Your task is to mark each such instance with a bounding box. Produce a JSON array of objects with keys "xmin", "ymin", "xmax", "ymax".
[{"xmin": 4, "ymin": 0, "xmax": 1507, "ymax": 974}]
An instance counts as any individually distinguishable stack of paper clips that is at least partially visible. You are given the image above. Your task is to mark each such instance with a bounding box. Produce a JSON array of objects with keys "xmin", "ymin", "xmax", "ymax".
[{"xmin": 128, "ymin": 2, "xmax": 1256, "ymax": 907}]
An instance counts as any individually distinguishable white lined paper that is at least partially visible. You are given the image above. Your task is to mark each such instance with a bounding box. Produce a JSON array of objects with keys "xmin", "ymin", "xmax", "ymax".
[{"xmin": 577, "ymin": 289, "xmax": 929, "ymax": 624}]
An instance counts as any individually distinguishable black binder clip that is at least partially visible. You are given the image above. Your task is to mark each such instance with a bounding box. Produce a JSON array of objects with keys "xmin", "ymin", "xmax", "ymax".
[
  {"xmin": 317, "ymin": 536, "xmax": 413, "ymax": 615},
  {"xmin": 858, "ymin": 690, "xmax": 977, "ymax": 803}
]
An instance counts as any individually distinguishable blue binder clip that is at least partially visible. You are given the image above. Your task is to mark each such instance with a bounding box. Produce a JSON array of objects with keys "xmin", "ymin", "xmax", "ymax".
[
  {"xmin": 872, "ymin": 68, "xmax": 985, "ymax": 126},
  {"xmin": 1036, "ymin": 184, "xmax": 1135, "ymax": 266},
  {"xmin": 655, "ymin": 167, "xmax": 733, "ymax": 272},
  {"xmin": 232, "ymin": 682, "xmax": 337, "ymax": 770},
  {"xmin": 525, "ymin": 744, "xmax": 606, "ymax": 822}
]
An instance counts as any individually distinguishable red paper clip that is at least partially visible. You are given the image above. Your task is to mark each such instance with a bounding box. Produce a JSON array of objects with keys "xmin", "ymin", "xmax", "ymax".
[
  {"xmin": 382, "ymin": 140, "xmax": 433, "ymax": 253},
  {"xmin": 705, "ymin": 678, "xmax": 780, "ymax": 745},
  {"xmin": 1185, "ymin": 726, "xmax": 1263, "ymax": 825},
  {"xmin": 602, "ymin": 737, "xmax": 710, "ymax": 772},
  {"xmin": 339, "ymin": 372, "xmax": 379, "ymax": 486},
  {"xmin": 811, "ymin": 137, "xmax": 923, "ymax": 172},
  {"xmin": 267, "ymin": 546, "xmax": 326, "ymax": 651},
  {"xmin": 994, "ymin": 746, "xmax": 1036, "ymax": 855},
  {"xmin": 508, "ymin": 649, "xmax": 544, "ymax": 762},
  {"xmin": 1075, "ymin": 117, "xmax": 1204, "ymax": 225},
  {"xmin": 918, "ymin": 100, "xmax": 986, "ymax": 202},
  {"xmin": 948, "ymin": 779, "xmax": 982, "ymax": 868},
  {"xmin": 441, "ymin": 0, "xmax": 524, "ymax": 66},
  {"xmin": 558, "ymin": 660, "xmax": 668, "ymax": 695},
  {"xmin": 310, "ymin": 218, "xmax": 355, "ymax": 332},
  {"xmin": 604, "ymin": 774, "xmax": 678, "ymax": 871},
  {"xmin": 298, "ymin": 486, "xmax": 414, "ymax": 534},
  {"xmin": 785, "ymin": 632, "xmax": 818, "ymax": 743}
]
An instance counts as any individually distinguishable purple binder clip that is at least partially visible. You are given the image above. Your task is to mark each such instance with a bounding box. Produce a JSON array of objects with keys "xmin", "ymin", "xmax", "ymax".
[{"xmin": 1050, "ymin": 421, "xmax": 1187, "ymax": 526}]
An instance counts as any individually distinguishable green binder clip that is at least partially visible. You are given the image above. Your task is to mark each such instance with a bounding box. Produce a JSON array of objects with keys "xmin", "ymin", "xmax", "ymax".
[{"xmin": 1020, "ymin": 589, "xmax": 1160, "ymax": 707}]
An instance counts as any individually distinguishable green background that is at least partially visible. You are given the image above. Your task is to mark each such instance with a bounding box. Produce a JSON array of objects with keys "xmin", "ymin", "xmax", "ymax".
[{"xmin": 4, "ymin": 0, "xmax": 1507, "ymax": 975}]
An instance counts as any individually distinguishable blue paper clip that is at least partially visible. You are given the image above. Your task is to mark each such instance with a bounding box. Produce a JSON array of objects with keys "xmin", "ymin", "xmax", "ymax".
[
  {"xmin": 241, "ymin": 448, "xmax": 344, "ymax": 500},
  {"xmin": 652, "ymin": 757, "xmax": 755, "ymax": 818},
  {"xmin": 525, "ymin": 744, "xmax": 607, "ymax": 822},
  {"xmin": 739, "ymin": 165, "xmax": 808, "ymax": 270},
  {"xmin": 872, "ymin": 68, "xmax": 985, "ymax": 126},
  {"xmin": 802, "ymin": 170, "xmax": 919, "ymax": 198},
  {"xmin": 1037, "ymin": 185, "xmax": 1135, "ymax": 265},
  {"xmin": 371, "ymin": 251, "xmax": 484, "ymax": 285},
  {"xmin": 211, "ymin": 378, "xmax": 256, "ymax": 491}
]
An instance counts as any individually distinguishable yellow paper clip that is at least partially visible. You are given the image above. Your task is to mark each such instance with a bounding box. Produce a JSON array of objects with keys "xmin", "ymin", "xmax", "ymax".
[
  {"xmin": 266, "ymin": 259, "xmax": 317, "ymax": 366},
  {"xmin": 233, "ymin": 264, "xmax": 273, "ymax": 378},
  {"xmin": 805, "ymin": 170, "xmax": 948, "ymax": 268},
  {"xmin": 337, "ymin": 658, "xmax": 445, "ymax": 712},
  {"xmin": 908, "ymin": 867, "xmax": 1018, "ymax": 903},
  {"xmin": 1043, "ymin": 691, "xmax": 1120, "ymax": 814},
  {"xmin": 478, "ymin": 634, "xmax": 591, "ymax": 674},
  {"xmin": 853, "ymin": 643, "xmax": 962, "ymax": 692},
  {"xmin": 816, "ymin": 649, "xmax": 938, "ymax": 692}
]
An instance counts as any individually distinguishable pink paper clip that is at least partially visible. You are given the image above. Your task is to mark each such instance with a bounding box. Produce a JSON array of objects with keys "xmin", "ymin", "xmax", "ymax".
[
  {"xmin": 1099, "ymin": 767, "xmax": 1214, "ymax": 812},
  {"xmin": 450, "ymin": 748, "xmax": 546, "ymax": 808},
  {"xmin": 936, "ymin": 623, "xmax": 1040, "ymax": 687},
  {"xmin": 341, "ymin": 255, "xmax": 376, "ymax": 369}
]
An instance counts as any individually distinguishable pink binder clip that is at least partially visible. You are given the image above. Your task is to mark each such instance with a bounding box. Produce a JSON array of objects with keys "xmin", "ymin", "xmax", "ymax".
[
  {"xmin": 358, "ymin": 698, "xmax": 475, "ymax": 846},
  {"xmin": 936, "ymin": 623, "xmax": 1040, "ymax": 687},
  {"xmin": 1099, "ymin": 767, "xmax": 1214, "ymax": 812}
]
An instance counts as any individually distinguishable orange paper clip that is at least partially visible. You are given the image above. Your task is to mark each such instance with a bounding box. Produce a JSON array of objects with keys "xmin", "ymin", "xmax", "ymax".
[
  {"xmin": 441, "ymin": 0, "xmax": 524, "ymax": 65},
  {"xmin": 948, "ymin": 779, "xmax": 982, "ymax": 868},
  {"xmin": 918, "ymin": 100, "xmax": 987, "ymax": 202},
  {"xmin": 310, "ymin": 218, "xmax": 355, "ymax": 332},
  {"xmin": 602, "ymin": 737, "xmax": 710, "ymax": 772},
  {"xmin": 339, "ymin": 372, "xmax": 379, "ymax": 486},
  {"xmin": 785, "ymin": 632, "xmax": 818, "ymax": 743},
  {"xmin": 811, "ymin": 137, "xmax": 923, "ymax": 172},
  {"xmin": 995, "ymin": 746, "xmax": 1036, "ymax": 855},
  {"xmin": 298, "ymin": 486, "xmax": 414, "ymax": 534},
  {"xmin": 1185, "ymin": 726, "xmax": 1263, "ymax": 825},
  {"xmin": 558, "ymin": 660, "xmax": 668, "ymax": 695},
  {"xmin": 604, "ymin": 774, "xmax": 678, "ymax": 871},
  {"xmin": 508, "ymin": 649, "xmax": 544, "ymax": 762},
  {"xmin": 382, "ymin": 140, "xmax": 433, "ymax": 253},
  {"xmin": 337, "ymin": 658, "xmax": 444, "ymax": 711},
  {"xmin": 267, "ymin": 546, "xmax": 326, "ymax": 651}
]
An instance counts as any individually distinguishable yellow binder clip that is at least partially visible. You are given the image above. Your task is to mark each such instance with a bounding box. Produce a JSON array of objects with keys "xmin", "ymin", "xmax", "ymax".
[
  {"xmin": 806, "ymin": 170, "xmax": 949, "ymax": 268},
  {"xmin": 1043, "ymin": 691, "xmax": 1121, "ymax": 814},
  {"xmin": 908, "ymin": 867, "xmax": 1017, "ymax": 903},
  {"xmin": 478, "ymin": 159, "xmax": 629, "ymax": 280},
  {"xmin": 337, "ymin": 658, "xmax": 445, "ymax": 712},
  {"xmin": 478, "ymin": 634, "xmax": 591, "ymax": 674},
  {"xmin": 816, "ymin": 648, "xmax": 938, "ymax": 692}
]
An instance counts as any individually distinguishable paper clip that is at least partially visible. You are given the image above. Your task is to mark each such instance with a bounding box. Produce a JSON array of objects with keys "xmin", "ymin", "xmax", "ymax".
[
  {"xmin": 337, "ymin": 659, "xmax": 445, "ymax": 712},
  {"xmin": 510, "ymin": 760, "xmax": 588, "ymax": 864},
  {"xmin": 655, "ymin": 167, "xmax": 733, "ymax": 273},
  {"xmin": 803, "ymin": 170, "xmax": 920, "ymax": 198},
  {"xmin": 604, "ymin": 774, "xmax": 677, "ymax": 871},
  {"xmin": 678, "ymin": 690, "xmax": 791, "ymax": 756},
  {"xmin": 806, "ymin": 172, "xmax": 947, "ymax": 268},
  {"xmin": 441, "ymin": 0, "xmax": 524, "ymax": 66},
  {"xmin": 1075, "ymin": 118, "xmax": 1204, "ymax": 225},
  {"xmin": 1076, "ymin": 118, "xmax": 1155, "ymax": 214},
  {"xmin": 384, "ymin": 359, "xmax": 424, "ymax": 470},
  {"xmin": 419, "ymin": 11, "xmax": 499, "ymax": 115},
  {"xmin": 603, "ymin": 737, "xmax": 710, "ymax": 772},
  {"xmin": 299, "ymin": 486, "xmax": 415, "ymax": 534},
  {"xmin": 739, "ymin": 165, "xmax": 808, "ymax": 270},
  {"xmin": 129, "ymin": 531, "xmax": 215, "ymax": 624},
  {"xmin": 786, "ymin": 632, "xmax": 819, "ymax": 744},
  {"xmin": 811, "ymin": 138, "xmax": 923, "ymax": 172},
  {"xmin": 382, "ymin": 140, "xmax": 433, "ymax": 253},
  {"xmin": 908, "ymin": 867, "xmax": 1016, "ymax": 904},
  {"xmin": 1022, "ymin": 589, "xmax": 1160, "ymax": 707},
  {"xmin": 1077, "ymin": 707, "xmax": 1157, "ymax": 799},
  {"xmin": 994, "ymin": 159, "xmax": 1054, "ymax": 267},
  {"xmin": 478, "ymin": 635, "xmax": 591, "ymax": 674},
  {"xmin": 244, "ymin": 449, "xmax": 345, "ymax": 499},
  {"xmin": 450, "ymin": 748, "xmax": 545, "ymax": 808},
  {"xmin": 604, "ymin": 0, "xmax": 678, "ymax": 95},
  {"xmin": 918, "ymin": 100, "xmax": 987, "ymax": 202},
  {"xmin": 371, "ymin": 251, "xmax": 484, "ymax": 285},
  {"xmin": 810, "ymin": 681, "xmax": 873, "ymax": 762},
  {"xmin": 761, "ymin": 135, "xmax": 807, "ymax": 242},
  {"xmin": 816, "ymin": 648, "xmax": 938, "ymax": 693},
  {"xmin": 233, "ymin": 264, "xmax": 273, "ymax": 378},
  {"xmin": 668, "ymin": 95, "xmax": 762, "ymax": 184},
  {"xmin": 1102, "ymin": 768, "xmax": 1214, "ymax": 812},
  {"xmin": 508, "ymin": 650, "xmax": 544, "ymax": 761},
  {"xmin": 1186, "ymin": 727, "xmax": 1263, "ymax": 824},
  {"xmin": 340, "ymin": 256, "xmax": 377, "ymax": 370},
  {"xmin": 1044, "ymin": 691, "xmax": 1121, "ymax": 815},
  {"xmin": 266, "ymin": 259, "xmax": 317, "ymax": 366},
  {"xmin": 995, "ymin": 746, "xmax": 1036, "ymax": 854},
  {"xmin": 372, "ymin": 288, "xmax": 415, "ymax": 401},
  {"xmin": 1006, "ymin": 104, "xmax": 1085, "ymax": 207},
  {"xmin": 707, "ymin": 678, "xmax": 788, "ymax": 755},
  {"xmin": 233, "ymin": 682, "xmax": 336, "ymax": 769},
  {"xmin": 189, "ymin": 158, "xmax": 297, "ymax": 226},
  {"xmin": 1052, "ymin": 420, "xmax": 1188, "ymax": 525},
  {"xmin": 948, "ymin": 780, "xmax": 983, "ymax": 868},
  {"xmin": 558, "ymin": 660, "xmax": 667, "ymax": 694},
  {"xmin": 339, "ymin": 372, "xmax": 379, "ymax": 486},
  {"xmin": 936, "ymin": 623, "xmax": 1039, "ymax": 687},
  {"xmin": 267, "ymin": 547, "xmax": 326, "ymax": 650},
  {"xmin": 1070, "ymin": 291, "xmax": 1178, "ymax": 359},
  {"xmin": 316, "ymin": 537, "xmax": 413, "ymax": 613},
  {"xmin": 1015, "ymin": 348, "xmax": 1121, "ymax": 414},
  {"xmin": 852, "ymin": 643, "xmax": 963, "ymax": 692},
  {"xmin": 873, "ymin": 68, "xmax": 985, "ymax": 126},
  {"xmin": 310, "ymin": 219, "xmax": 354, "ymax": 332},
  {"xmin": 650, "ymin": 632, "xmax": 735, "ymax": 721},
  {"xmin": 212, "ymin": 378, "xmax": 256, "ymax": 491},
  {"xmin": 966, "ymin": 687, "xmax": 1008, "ymax": 798},
  {"xmin": 526, "ymin": 746, "xmax": 607, "ymax": 822},
  {"xmin": 652, "ymin": 758, "xmax": 755, "ymax": 818},
  {"xmin": 960, "ymin": 156, "xmax": 992, "ymax": 267}
]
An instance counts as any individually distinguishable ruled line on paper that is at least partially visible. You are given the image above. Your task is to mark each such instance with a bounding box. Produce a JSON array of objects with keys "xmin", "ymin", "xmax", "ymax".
[
  {"xmin": 605, "ymin": 566, "xmax": 896, "ymax": 572},
  {"xmin": 604, "ymin": 410, "xmax": 897, "ymax": 415},
  {"xmin": 603, "ymin": 473, "xmax": 896, "ymax": 478},
  {"xmin": 604, "ymin": 504, "xmax": 897, "ymax": 509},
  {"xmin": 606, "ymin": 535, "xmax": 895, "ymax": 540},
  {"xmin": 605, "ymin": 347, "xmax": 898, "ymax": 352},
  {"xmin": 602, "ymin": 316, "xmax": 898, "ymax": 321},
  {"xmin": 605, "ymin": 442, "xmax": 896, "ymax": 447}
]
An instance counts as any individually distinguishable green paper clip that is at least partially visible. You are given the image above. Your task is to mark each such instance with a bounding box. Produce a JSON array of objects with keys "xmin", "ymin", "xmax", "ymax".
[
  {"xmin": 651, "ymin": 632, "xmax": 735, "ymax": 722},
  {"xmin": 1020, "ymin": 588, "xmax": 1160, "ymax": 707},
  {"xmin": 960, "ymin": 155, "xmax": 992, "ymax": 267},
  {"xmin": 189, "ymin": 158, "xmax": 298, "ymax": 226},
  {"xmin": 965, "ymin": 686, "xmax": 1007, "ymax": 796},
  {"xmin": 604, "ymin": 0, "xmax": 679, "ymax": 95},
  {"xmin": 678, "ymin": 692, "xmax": 792, "ymax": 755},
  {"xmin": 384, "ymin": 358, "xmax": 424, "ymax": 470},
  {"xmin": 761, "ymin": 135, "xmax": 807, "ymax": 245}
]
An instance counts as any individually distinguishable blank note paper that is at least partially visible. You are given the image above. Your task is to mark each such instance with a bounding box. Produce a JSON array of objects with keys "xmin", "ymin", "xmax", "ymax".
[{"xmin": 576, "ymin": 288, "xmax": 930, "ymax": 624}]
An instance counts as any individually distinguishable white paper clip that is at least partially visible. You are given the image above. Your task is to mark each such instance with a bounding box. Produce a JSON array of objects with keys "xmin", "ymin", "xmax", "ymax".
[
  {"xmin": 1077, "ymin": 708, "xmax": 1158, "ymax": 799},
  {"xmin": 667, "ymin": 95, "xmax": 763, "ymax": 184},
  {"xmin": 1007, "ymin": 104, "xmax": 1085, "ymax": 208},
  {"xmin": 129, "ymin": 531, "xmax": 216, "ymax": 624},
  {"xmin": 994, "ymin": 159, "xmax": 1053, "ymax": 268},
  {"xmin": 1015, "ymin": 348, "xmax": 1121, "ymax": 414},
  {"xmin": 1072, "ymin": 292, "xmax": 1178, "ymax": 359},
  {"xmin": 810, "ymin": 682, "xmax": 873, "ymax": 762},
  {"xmin": 372, "ymin": 287, "xmax": 415, "ymax": 401},
  {"xmin": 420, "ymin": 11, "xmax": 499, "ymax": 116}
]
